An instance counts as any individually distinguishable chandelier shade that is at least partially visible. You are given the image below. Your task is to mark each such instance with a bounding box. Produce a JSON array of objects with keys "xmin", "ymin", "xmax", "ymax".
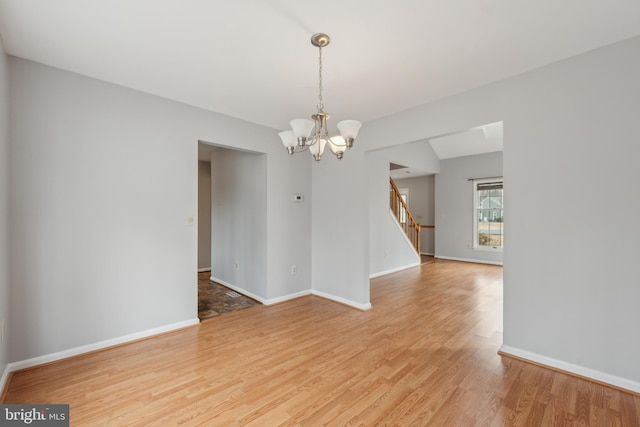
[
  {"xmin": 290, "ymin": 119, "xmax": 315, "ymax": 143},
  {"xmin": 328, "ymin": 136, "xmax": 348, "ymax": 159},
  {"xmin": 278, "ymin": 130, "xmax": 297, "ymax": 154},
  {"xmin": 308, "ymin": 138, "xmax": 328, "ymax": 162},
  {"xmin": 279, "ymin": 33, "xmax": 362, "ymax": 162}
]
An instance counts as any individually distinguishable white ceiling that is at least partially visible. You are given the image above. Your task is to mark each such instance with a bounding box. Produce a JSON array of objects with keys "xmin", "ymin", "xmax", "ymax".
[
  {"xmin": 429, "ymin": 121, "xmax": 503, "ymax": 160},
  {"xmin": 1, "ymin": 1, "xmax": 639, "ymax": 132}
]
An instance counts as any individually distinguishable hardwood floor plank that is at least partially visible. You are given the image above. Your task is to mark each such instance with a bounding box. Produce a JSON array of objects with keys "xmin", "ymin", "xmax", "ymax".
[{"xmin": 2, "ymin": 257, "xmax": 638, "ymax": 425}]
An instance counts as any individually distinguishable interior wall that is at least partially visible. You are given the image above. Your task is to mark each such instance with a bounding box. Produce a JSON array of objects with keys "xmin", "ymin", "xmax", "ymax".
[
  {"xmin": 0, "ymin": 35, "xmax": 10, "ymax": 385},
  {"xmin": 366, "ymin": 140, "xmax": 440, "ymax": 276},
  {"xmin": 367, "ymin": 140, "xmax": 439, "ymax": 276},
  {"xmin": 210, "ymin": 148, "xmax": 267, "ymax": 299},
  {"xmin": 197, "ymin": 160, "xmax": 211, "ymax": 270},
  {"xmin": 499, "ymin": 38, "xmax": 640, "ymax": 388},
  {"xmin": 265, "ymin": 151, "xmax": 312, "ymax": 301},
  {"xmin": 311, "ymin": 149, "xmax": 370, "ymax": 309},
  {"xmin": 7, "ymin": 57, "xmax": 311, "ymax": 363},
  {"xmin": 367, "ymin": 151, "xmax": 421, "ymax": 277},
  {"xmin": 355, "ymin": 35, "xmax": 640, "ymax": 389},
  {"xmin": 393, "ymin": 175, "xmax": 435, "ymax": 255},
  {"xmin": 435, "ymin": 152, "xmax": 503, "ymax": 264}
]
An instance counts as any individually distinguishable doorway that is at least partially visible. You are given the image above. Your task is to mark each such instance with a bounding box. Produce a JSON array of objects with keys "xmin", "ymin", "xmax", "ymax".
[{"xmin": 196, "ymin": 141, "xmax": 266, "ymax": 318}]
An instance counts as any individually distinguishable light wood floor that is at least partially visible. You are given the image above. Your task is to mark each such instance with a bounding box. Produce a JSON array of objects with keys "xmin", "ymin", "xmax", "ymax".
[{"xmin": 4, "ymin": 258, "xmax": 639, "ymax": 425}]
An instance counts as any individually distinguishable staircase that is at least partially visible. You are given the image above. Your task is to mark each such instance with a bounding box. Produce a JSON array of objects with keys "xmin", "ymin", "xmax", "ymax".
[{"xmin": 389, "ymin": 177, "xmax": 421, "ymax": 254}]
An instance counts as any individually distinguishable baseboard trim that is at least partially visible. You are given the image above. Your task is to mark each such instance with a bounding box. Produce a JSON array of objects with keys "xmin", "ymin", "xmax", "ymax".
[
  {"xmin": 5, "ymin": 318, "xmax": 200, "ymax": 378},
  {"xmin": 263, "ymin": 290, "xmax": 312, "ymax": 306},
  {"xmin": 0, "ymin": 364, "xmax": 11, "ymax": 402},
  {"xmin": 369, "ymin": 261, "xmax": 420, "ymax": 279},
  {"xmin": 434, "ymin": 255, "xmax": 503, "ymax": 266},
  {"xmin": 210, "ymin": 277, "xmax": 371, "ymax": 311},
  {"xmin": 197, "ymin": 267, "xmax": 212, "ymax": 273},
  {"xmin": 311, "ymin": 290, "xmax": 372, "ymax": 311},
  {"xmin": 420, "ymin": 252, "xmax": 434, "ymax": 256},
  {"xmin": 499, "ymin": 345, "xmax": 640, "ymax": 395},
  {"xmin": 209, "ymin": 276, "xmax": 271, "ymax": 304}
]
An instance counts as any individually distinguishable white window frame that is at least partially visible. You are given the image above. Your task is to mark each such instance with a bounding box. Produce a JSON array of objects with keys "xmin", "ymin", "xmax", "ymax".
[
  {"xmin": 399, "ymin": 188, "xmax": 409, "ymax": 224},
  {"xmin": 472, "ymin": 178, "xmax": 503, "ymax": 252}
]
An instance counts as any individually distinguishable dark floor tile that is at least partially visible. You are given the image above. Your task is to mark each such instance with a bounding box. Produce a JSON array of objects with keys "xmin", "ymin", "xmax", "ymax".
[{"xmin": 198, "ymin": 271, "xmax": 260, "ymax": 320}]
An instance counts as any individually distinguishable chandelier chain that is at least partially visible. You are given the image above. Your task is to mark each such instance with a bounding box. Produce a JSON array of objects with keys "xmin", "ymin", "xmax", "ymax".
[{"xmin": 317, "ymin": 46, "xmax": 324, "ymax": 113}]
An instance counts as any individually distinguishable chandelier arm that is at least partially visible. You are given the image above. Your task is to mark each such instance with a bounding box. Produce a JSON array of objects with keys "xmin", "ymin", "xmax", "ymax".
[{"xmin": 293, "ymin": 144, "xmax": 311, "ymax": 153}]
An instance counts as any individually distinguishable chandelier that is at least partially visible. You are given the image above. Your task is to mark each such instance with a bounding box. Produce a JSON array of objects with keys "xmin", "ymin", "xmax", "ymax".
[{"xmin": 279, "ymin": 33, "xmax": 362, "ymax": 162}]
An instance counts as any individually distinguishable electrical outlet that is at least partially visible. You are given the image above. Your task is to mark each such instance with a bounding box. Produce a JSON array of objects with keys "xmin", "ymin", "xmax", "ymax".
[
  {"xmin": 291, "ymin": 265, "xmax": 297, "ymax": 275},
  {"xmin": 384, "ymin": 250, "xmax": 388, "ymax": 258},
  {"xmin": 235, "ymin": 262, "xmax": 239, "ymax": 269}
]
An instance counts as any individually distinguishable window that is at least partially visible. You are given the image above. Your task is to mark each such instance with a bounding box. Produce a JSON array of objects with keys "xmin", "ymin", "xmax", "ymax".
[
  {"xmin": 399, "ymin": 188, "xmax": 408, "ymax": 224},
  {"xmin": 473, "ymin": 178, "xmax": 503, "ymax": 251}
]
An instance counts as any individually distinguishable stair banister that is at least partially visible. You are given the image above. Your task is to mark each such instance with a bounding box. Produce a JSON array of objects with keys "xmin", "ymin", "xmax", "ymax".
[{"xmin": 389, "ymin": 177, "xmax": 421, "ymax": 254}]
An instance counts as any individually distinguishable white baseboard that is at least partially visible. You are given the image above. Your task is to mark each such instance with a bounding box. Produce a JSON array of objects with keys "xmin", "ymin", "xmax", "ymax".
[
  {"xmin": 197, "ymin": 267, "xmax": 211, "ymax": 273},
  {"xmin": 369, "ymin": 261, "xmax": 421, "ymax": 279},
  {"xmin": 311, "ymin": 289, "xmax": 372, "ymax": 311},
  {"xmin": 211, "ymin": 275, "xmax": 313, "ymax": 306},
  {"xmin": 209, "ymin": 276, "xmax": 271, "ymax": 304},
  {"xmin": 434, "ymin": 255, "xmax": 503, "ymax": 266},
  {"xmin": 263, "ymin": 290, "xmax": 312, "ymax": 306},
  {"xmin": 210, "ymin": 276, "xmax": 371, "ymax": 311},
  {"xmin": 420, "ymin": 252, "xmax": 434, "ymax": 256},
  {"xmin": 212, "ymin": 276, "xmax": 309, "ymax": 305},
  {"xmin": 4, "ymin": 318, "xmax": 200, "ymax": 377},
  {"xmin": 499, "ymin": 345, "xmax": 640, "ymax": 394},
  {"xmin": 0, "ymin": 362, "xmax": 10, "ymax": 399}
]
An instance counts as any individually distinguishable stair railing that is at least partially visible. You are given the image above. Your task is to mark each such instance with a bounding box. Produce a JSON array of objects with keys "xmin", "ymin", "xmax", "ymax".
[{"xmin": 389, "ymin": 177, "xmax": 421, "ymax": 254}]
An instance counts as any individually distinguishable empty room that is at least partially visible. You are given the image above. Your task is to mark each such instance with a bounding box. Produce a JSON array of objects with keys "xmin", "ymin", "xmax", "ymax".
[{"xmin": 1, "ymin": 1, "xmax": 639, "ymax": 425}]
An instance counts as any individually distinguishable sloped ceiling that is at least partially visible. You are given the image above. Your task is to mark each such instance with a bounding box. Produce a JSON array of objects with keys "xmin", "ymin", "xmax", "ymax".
[
  {"xmin": 390, "ymin": 122, "xmax": 503, "ymax": 179},
  {"xmin": 429, "ymin": 122, "xmax": 503, "ymax": 160}
]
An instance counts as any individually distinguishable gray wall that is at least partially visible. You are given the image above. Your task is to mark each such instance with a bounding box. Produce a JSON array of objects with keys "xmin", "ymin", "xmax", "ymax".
[
  {"xmin": 311, "ymin": 150, "xmax": 370, "ymax": 308},
  {"xmin": 197, "ymin": 160, "xmax": 211, "ymax": 270},
  {"xmin": 0, "ymin": 35, "xmax": 9, "ymax": 384},
  {"xmin": 368, "ymin": 140, "xmax": 439, "ymax": 276},
  {"xmin": 435, "ymin": 152, "xmax": 503, "ymax": 264},
  {"xmin": 394, "ymin": 175, "xmax": 435, "ymax": 255},
  {"xmin": 7, "ymin": 57, "xmax": 311, "ymax": 362},
  {"xmin": 354, "ymin": 36, "xmax": 640, "ymax": 389},
  {"xmin": 265, "ymin": 149, "xmax": 312, "ymax": 300},
  {"xmin": 367, "ymin": 151, "xmax": 421, "ymax": 277},
  {"xmin": 210, "ymin": 148, "xmax": 267, "ymax": 298}
]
